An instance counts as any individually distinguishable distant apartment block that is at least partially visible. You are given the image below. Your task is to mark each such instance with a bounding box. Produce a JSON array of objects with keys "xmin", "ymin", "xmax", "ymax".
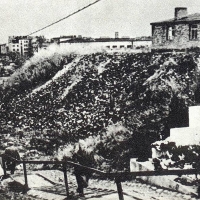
[
  {"xmin": 8, "ymin": 36, "xmax": 32, "ymax": 56},
  {"xmin": 151, "ymin": 7, "xmax": 200, "ymax": 49}
]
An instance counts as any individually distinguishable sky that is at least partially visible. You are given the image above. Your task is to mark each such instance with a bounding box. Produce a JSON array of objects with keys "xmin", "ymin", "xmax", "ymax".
[{"xmin": 1, "ymin": 0, "xmax": 200, "ymax": 43}]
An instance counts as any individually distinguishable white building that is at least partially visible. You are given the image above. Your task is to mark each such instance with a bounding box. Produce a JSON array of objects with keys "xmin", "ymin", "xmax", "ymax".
[
  {"xmin": 8, "ymin": 36, "xmax": 31, "ymax": 56},
  {"xmin": 59, "ymin": 37, "xmax": 152, "ymax": 52}
]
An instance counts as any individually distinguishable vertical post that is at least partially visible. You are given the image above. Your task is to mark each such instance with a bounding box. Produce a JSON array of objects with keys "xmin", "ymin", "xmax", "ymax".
[
  {"xmin": 197, "ymin": 183, "xmax": 200, "ymax": 199},
  {"xmin": 115, "ymin": 177, "xmax": 124, "ymax": 200},
  {"xmin": 23, "ymin": 162, "xmax": 28, "ymax": 192},
  {"xmin": 63, "ymin": 163, "xmax": 69, "ymax": 198},
  {"xmin": 2, "ymin": 157, "xmax": 6, "ymax": 176}
]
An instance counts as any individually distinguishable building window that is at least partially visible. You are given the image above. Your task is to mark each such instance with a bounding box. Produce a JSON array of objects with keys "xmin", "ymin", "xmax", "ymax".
[
  {"xmin": 13, "ymin": 49, "xmax": 15, "ymax": 51},
  {"xmin": 127, "ymin": 45, "xmax": 132, "ymax": 48},
  {"xmin": 17, "ymin": 49, "xmax": 19, "ymax": 51},
  {"xmin": 13, "ymin": 45, "xmax": 15, "ymax": 47},
  {"xmin": 167, "ymin": 26, "xmax": 175, "ymax": 40},
  {"xmin": 106, "ymin": 46, "xmax": 110, "ymax": 48},
  {"xmin": 190, "ymin": 24, "xmax": 198, "ymax": 40},
  {"xmin": 112, "ymin": 45, "xmax": 117, "ymax": 48}
]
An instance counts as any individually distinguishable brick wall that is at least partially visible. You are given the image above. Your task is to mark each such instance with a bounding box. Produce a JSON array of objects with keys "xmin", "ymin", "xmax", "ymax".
[{"xmin": 152, "ymin": 23, "xmax": 200, "ymax": 49}]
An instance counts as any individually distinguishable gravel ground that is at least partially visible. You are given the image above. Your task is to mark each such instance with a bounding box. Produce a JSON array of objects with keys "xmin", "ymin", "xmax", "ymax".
[{"xmin": 0, "ymin": 169, "xmax": 199, "ymax": 200}]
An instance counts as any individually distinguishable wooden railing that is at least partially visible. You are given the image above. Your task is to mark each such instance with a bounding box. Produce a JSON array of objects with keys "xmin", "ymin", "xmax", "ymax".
[{"xmin": 1, "ymin": 155, "xmax": 200, "ymax": 200}]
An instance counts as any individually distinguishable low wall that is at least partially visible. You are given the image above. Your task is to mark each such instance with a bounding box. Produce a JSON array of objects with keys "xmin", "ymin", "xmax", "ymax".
[
  {"xmin": 130, "ymin": 159, "xmax": 196, "ymax": 195},
  {"xmin": 168, "ymin": 127, "xmax": 200, "ymax": 146}
]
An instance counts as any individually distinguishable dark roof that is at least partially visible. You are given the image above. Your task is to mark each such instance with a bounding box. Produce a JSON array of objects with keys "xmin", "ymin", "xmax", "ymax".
[{"xmin": 151, "ymin": 13, "xmax": 200, "ymax": 25}]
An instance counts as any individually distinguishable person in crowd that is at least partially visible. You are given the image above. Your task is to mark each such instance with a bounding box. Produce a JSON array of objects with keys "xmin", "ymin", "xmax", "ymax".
[
  {"xmin": 73, "ymin": 146, "xmax": 95, "ymax": 196},
  {"xmin": 4, "ymin": 144, "xmax": 20, "ymax": 174}
]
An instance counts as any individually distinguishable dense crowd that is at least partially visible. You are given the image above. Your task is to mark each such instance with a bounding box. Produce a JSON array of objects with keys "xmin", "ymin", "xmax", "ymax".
[{"xmin": 0, "ymin": 51, "xmax": 198, "ymax": 162}]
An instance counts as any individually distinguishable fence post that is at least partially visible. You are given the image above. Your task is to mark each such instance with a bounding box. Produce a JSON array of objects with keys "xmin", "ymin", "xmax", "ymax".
[
  {"xmin": 23, "ymin": 162, "xmax": 28, "ymax": 192},
  {"xmin": 63, "ymin": 163, "xmax": 69, "ymax": 198},
  {"xmin": 115, "ymin": 177, "xmax": 124, "ymax": 200},
  {"xmin": 2, "ymin": 157, "xmax": 6, "ymax": 176}
]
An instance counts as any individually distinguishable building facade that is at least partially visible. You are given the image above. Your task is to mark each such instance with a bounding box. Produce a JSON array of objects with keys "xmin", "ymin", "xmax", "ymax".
[
  {"xmin": 151, "ymin": 7, "xmax": 200, "ymax": 49},
  {"xmin": 59, "ymin": 37, "xmax": 152, "ymax": 52},
  {"xmin": 8, "ymin": 36, "xmax": 32, "ymax": 56}
]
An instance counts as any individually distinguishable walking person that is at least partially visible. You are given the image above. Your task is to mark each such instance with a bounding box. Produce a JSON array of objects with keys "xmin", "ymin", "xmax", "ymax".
[
  {"xmin": 74, "ymin": 165, "xmax": 90, "ymax": 196},
  {"xmin": 4, "ymin": 144, "xmax": 20, "ymax": 174},
  {"xmin": 73, "ymin": 146, "xmax": 94, "ymax": 197}
]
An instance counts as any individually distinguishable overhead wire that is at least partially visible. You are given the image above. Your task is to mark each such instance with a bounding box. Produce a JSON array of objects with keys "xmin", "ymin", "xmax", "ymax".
[
  {"xmin": 0, "ymin": 0, "xmax": 103, "ymax": 46},
  {"xmin": 27, "ymin": 0, "xmax": 103, "ymax": 36}
]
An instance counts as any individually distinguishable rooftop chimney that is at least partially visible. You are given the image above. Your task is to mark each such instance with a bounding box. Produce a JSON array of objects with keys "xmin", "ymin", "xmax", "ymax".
[
  {"xmin": 115, "ymin": 32, "xmax": 119, "ymax": 39},
  {"xmin": 175, "ymin": 7, "xmax": 187, "ymax": 19}
]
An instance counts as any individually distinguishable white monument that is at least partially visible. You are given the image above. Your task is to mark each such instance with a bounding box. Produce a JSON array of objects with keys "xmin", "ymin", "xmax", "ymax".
[{"xmin": 167, "ymin": 106, "xmax": 200, "ymax": 146}]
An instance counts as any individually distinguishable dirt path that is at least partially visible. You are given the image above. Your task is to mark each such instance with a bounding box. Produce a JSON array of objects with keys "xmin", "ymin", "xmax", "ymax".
[{"xmin": 1, "ymin": 170, "xmax": 198, "ymax": 200}]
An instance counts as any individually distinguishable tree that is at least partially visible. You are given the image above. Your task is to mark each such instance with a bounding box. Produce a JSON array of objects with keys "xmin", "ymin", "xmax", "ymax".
[{"xmin": 36, "ymin": 36, "xmax": 46, "ymax": 49}]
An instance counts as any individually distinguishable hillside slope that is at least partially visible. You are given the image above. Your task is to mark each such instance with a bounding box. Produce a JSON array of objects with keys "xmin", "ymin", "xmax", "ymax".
[{"xmin": 0, "ymin": 50, "xmax": 198, "ymax": 169}]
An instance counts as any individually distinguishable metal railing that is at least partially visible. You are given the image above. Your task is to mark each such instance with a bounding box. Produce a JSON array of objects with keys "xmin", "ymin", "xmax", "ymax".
[{"xmin": 1, "ymin": 154, "xmax": 200, "ymax": 200}]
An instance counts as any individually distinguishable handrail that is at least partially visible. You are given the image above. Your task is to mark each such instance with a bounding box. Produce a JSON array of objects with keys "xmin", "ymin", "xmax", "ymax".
[
  {"xmin": 1, "ymin": 154, "xmax": 200, "ymax": 200},
  {"xmin": 3, "ymin": 154, "xmax": 199, "ymax": 178},
  {"xmin": 108, "ymin": 168, "xmax": 200, "ymax": 177},
  {"xmin": 18, "ymin": 160, "xmax": 65, "ymax": 165},
  {"xmin": 0, "ymin": 154, "xmax": 108, "ymax": 176},
  {"xmin": 66, "ymin": 160, "xmax": 108, "ymax": 175}
]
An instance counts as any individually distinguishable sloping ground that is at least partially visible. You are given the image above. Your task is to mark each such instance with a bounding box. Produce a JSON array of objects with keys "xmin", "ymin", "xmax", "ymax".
[
  {"xmin": 3, "ymin": 53, "xmax": 195, "ymax": 136},
  {"xmin": 1, "ymin": 52, "xmax": 197, "ymax": 162},
  {"xmin": 1, "ymin": 169, "xmax": 197, "ymax": 200},
  {"xmin": 0, "ymin": 50, "xmax": 200, "ymax": 199}
]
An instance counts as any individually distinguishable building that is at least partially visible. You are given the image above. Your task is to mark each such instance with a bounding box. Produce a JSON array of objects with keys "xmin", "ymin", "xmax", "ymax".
[
  {"xmin": 0, "ymin": 44, "xmax": 8, "ymax": 54},
  {"xmin": 31, "ymin": 36, "xmax": 51, "ymax": 53},
  {"xmin": 8, "ymin": 36, "xmax": 32, "ymax": 56},
  {"xmin": 151, "ymin": 7, "xmax": 200, "ymax": 50},
  {"xmin": 59, "ymin": 36, "xmax": 152, "ymax": 52}
]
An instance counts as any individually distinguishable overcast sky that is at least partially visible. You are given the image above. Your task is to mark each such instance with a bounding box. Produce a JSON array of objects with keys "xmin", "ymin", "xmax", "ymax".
[{"xmin": 1, "ymin": 0, "xmax": 200, "ymax": 43}]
